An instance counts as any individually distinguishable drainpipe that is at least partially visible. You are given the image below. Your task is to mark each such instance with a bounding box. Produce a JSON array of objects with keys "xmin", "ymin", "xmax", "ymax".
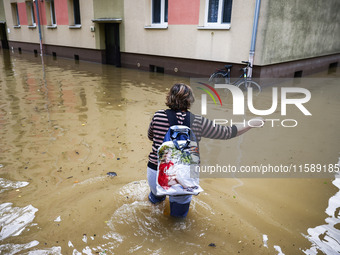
[
  {"xmin": 35, "ymin": 0, "xmax": 43, "ymax": 56},
  {"xmin": 248, "ymin": 0, "xmax": 261, "ymax": 78}
]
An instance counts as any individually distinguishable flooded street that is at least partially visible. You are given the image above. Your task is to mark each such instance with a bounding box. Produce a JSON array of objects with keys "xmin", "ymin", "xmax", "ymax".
[{"xmin": 0, "ymin": 50, "xmax": 339, "ymax": 254}]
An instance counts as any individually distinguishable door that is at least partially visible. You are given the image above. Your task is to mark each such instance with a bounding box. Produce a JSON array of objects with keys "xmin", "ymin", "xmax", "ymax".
[
  {"xmin": 0, "ymin": 24, "xmax": 9, "ymax": 49},
  {"xmin": 105, "ymin": 23, "xmax": 121, "ymax": 67}
]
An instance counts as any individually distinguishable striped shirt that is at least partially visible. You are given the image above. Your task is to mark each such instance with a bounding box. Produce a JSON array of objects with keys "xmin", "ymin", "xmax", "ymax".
[{"xmin": 147, "ymin": 110, "xmax": 237, "ymax": 170}]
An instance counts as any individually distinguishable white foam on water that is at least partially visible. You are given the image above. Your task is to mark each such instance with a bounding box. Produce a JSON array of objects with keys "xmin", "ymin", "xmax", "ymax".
[
  {"xmin": 128, "ymin": 244, "xmax": 143, "ymax": 253},
  {"xmin": 26, "ymin": 246, "xmax": 62, "ymax": 254},
  {"xmin": 66, "ymin": 180, "xmax": 215, "ymax": 254},
  {"xmin": 263, "ymin": 234, "xmax": 268, "ymax": 248},
  {"xmin": 101, "ymin": 180, "xmax": 214, "ymax": 253},
  {"xmin": 82, "ymin": 246, "xmax": 93, "ymax": 255},
  {"xmin": 0, "ymin": 202, "xmax": 38, "ymax": 241},
  {"xmin": 0, "ymin": 178, "xmax": 29, "ymax": 193},
  {"xmin": 302, "ymin": 158, "xmax": 340, "ymax": 254},
  {"xmin": 0, "ymin": 240, "xmax": 39, "ymax": 255},
  {"xmin": 102, "ymin": 231, "xmax": 124, "ymax": 243},
  {"xmin": 72, "ymin": 249, "xmax": 82, "ymax": 255},
  {"xmin": 274, "ymin": 245, "xmax": 285, "ymax": 255},
  {"xmin": 118, "ymin": 180, "xmax": 149, "ymax": 201},
  {"xmin": 54, "ymin": 216, "xmax": 61, "ymax": 222},
  {"xmin": 72, "ymin": 176, "xmax": 106, "ymax": 187}
]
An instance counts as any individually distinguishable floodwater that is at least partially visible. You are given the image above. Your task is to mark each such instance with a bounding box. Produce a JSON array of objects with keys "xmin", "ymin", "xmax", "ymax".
[{"xmin": 0, "ymin": 49, "xmax": 339, "ymax": 255}]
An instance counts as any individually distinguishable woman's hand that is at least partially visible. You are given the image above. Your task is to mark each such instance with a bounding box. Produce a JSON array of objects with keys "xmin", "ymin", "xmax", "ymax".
[
  {"xmin": 235, "ymin": 117, "xmax": 265, "ymax": 136},
  {"xmin": 248, "ymin": 117, "xmax": 265, "ymax": 128}
]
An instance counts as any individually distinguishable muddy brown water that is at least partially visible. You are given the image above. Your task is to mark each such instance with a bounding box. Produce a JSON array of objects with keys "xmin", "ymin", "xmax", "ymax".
[{"xmin": 0, "ymin": 50, "xmax": 339, "ymax": 254}]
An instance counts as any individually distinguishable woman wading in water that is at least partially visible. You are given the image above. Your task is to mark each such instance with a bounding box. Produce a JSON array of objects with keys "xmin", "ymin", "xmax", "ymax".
[{"xmin": 147, "ymin": 83, "xmax": 264, "ymax": 218}]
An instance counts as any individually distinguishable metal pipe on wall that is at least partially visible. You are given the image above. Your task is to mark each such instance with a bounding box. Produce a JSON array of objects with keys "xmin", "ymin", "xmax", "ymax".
[
  {"xmin": 34, "ymin": 0, "xmax": 43, "ymax": 56},
  {"xmin": 248, "ymin": 0, "xmax": 261, "ymax": 78}
]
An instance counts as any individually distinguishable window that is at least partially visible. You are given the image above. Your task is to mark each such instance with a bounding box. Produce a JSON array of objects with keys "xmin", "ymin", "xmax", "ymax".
[
  {"xmin": 205, "ymin": 0, "xmax": 232, "ymax": 28},
  {"xmin": 151, "ymin": 0, "xmax": 168, "ymax": 27},
  {"xmin": 26, "ymin": 1, "xmax": 36, "ymax": 27},
  {"xmin": 11, "ymin": 3, "xmax": 20, "ymax": 27},
  {"xmin": 68, "ymin": 0, "xmax": 81, "ymax": 27},
  {"xmin": 45, "ymin": 0, "xmax": 57, "ymax": 27},
  {"xmin": 73, "ymin": 0, "xmax": 81, "ymax": 25}
]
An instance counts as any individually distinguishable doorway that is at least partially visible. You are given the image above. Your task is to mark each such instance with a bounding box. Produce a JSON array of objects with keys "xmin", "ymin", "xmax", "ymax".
[
  {"xmin": 105, "ymin": 23, "xmax": 121, "ymax": 67},
  {"xmin": 0, "ymin": 23, "xmax": 9, "ymax": 49}
]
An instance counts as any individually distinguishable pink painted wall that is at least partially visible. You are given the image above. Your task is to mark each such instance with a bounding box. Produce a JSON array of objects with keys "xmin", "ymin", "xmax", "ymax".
[
  {"xmin": 38, "ymin": 2, "xmax": 47, "ymax": 25},
  {"xmin": 35, "ymin": 0, "xmax": 68, "ymax": 25},
  {"xmin": 54, "ymin": 0, "xmax": 69, "ymax": 25},
  {"xmin": 17, "ymin": 2, "xmax": 28, "ymax": 25},
  {"xmin": 168, "ymin": 0, "xmax": 200, "ymax": 25}
]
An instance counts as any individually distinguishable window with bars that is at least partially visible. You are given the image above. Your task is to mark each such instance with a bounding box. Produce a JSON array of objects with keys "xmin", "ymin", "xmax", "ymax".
[
  {"xmin": 152, "ymin": 0, "xmax": 168, "ymax": 27},
  {"xmin": 206, "ymin": 0, "xmax": 233, "ymax": 27}
]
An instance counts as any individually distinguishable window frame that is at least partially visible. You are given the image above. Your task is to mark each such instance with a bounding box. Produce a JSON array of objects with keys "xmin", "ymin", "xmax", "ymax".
[
  {"xmin": 68, "ymin": 0, "xmax": 81, "ymax": 28},
  {"xmin": 46, "ymin": 0, "xmax": 57, "ymax": 28},
  {"xmin": 11, "ymin": 3, "xmax": 21, "ymax": 28},
  {"xmin": 73, "ymin": 0, "xmax": 81, "ymax": 25},
  {"xmin": 204, "ymin": 0, "xmax": 232, "ymax": 29},
  {"xmin": 150, "ymin": 0, "xmax": 168, "ymax": 29},
  {"xmin": 26, "ymin": 1, "xmax": 36, "ymax": 28}
]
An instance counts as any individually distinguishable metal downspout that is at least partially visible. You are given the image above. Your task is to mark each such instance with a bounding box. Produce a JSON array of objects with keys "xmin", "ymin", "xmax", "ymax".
[
  {"xmin": 248, "ymin": 0, "xmax": 261, "ymax": 78},
  {"xmin": 35, "ymin": 0, "xmax": 43, "ymax": 57}
]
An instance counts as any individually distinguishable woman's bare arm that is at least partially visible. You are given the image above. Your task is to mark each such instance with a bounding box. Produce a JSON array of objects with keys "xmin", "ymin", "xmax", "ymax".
[{"xmin": 235, "ymin": 118, "xmax": 265, "ymax": 137}]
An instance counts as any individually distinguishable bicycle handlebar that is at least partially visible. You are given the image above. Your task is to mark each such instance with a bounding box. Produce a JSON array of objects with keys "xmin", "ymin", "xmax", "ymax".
[{"xmin": 241, "ymin": 61, "xmax": 252, "ymax": 68}]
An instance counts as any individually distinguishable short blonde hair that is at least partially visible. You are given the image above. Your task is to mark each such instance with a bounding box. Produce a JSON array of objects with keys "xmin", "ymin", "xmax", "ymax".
[{"xmin": 166, "ymin": 83, "xmax": 195, "ymax": 111}]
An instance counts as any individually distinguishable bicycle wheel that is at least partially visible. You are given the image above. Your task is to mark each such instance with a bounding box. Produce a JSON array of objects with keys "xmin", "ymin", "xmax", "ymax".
[
  {"xmin": 237, "ymin": 80, "xmax": 261, "ymax": 95},
  {"xmin": 209, "ymin": 72, "xmax": 227, "ymax": 84}
]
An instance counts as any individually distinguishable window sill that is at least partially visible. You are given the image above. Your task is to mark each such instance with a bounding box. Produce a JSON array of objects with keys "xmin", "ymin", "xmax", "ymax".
[
  {"xmin": 144, "ymin": 25, "xmax": 168, "ymax": 30},
  {"xmin": 69, "ymin": 25, "xmax": 82, "ymax": 29},
  {"xmin": 13, "ymin": 25, "xmax": 21, "ymax": 29},
  {"xmin": 28, "ymin": 25, "xmax": 37, "ymax": 29},
  {"xmin": 47, "ymin": 25, "xmax": 57, "ymax": 29},
  {"xmin": 197, "ymin": 25, "xmax": 231, "ymax": 30}
]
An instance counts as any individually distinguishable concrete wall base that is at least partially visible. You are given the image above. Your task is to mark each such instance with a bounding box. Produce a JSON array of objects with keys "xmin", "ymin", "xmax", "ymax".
[
  {"xmin": 6, "ymin": 41, "xmax": 340, "ymax": 79},
  {"xmin": 8, "ymin": 41, "xmax": 104, "ymax": 63},
  {"xmin": 121, "ymin": 52, "xmax": 340, "ymax": 78},
  {"xmin": 259, "ymin": 55, "xmax": 340, "ymax": 78}
]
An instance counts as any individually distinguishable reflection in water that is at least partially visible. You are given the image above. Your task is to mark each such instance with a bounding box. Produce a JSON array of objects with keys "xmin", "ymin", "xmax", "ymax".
[
  {"xmin": 303, "ymin": 158, "xmax": 340, "ymax": 254},
  {"xmin": 0, "ymin": 50, "xmax": 339, "ymax": 254}
]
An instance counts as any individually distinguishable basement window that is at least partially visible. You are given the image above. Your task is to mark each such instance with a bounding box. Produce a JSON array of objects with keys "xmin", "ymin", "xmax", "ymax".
[
  {"xmin": 294, "ymin": 70, "xmax": 303, "ymax": 78},
  {"xmin": 328, "ymin": 62, "xmax": 338, "ymax": 74},
  {"xmin": 150, "ymin": 65, "xmax": 164, "ymax": 73}
]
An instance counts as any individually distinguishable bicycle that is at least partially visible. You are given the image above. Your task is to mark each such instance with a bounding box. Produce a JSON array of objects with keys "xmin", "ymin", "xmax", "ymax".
[{"xmin": 209, "ymin": 61, "xmax": 261, "ymax": 94}]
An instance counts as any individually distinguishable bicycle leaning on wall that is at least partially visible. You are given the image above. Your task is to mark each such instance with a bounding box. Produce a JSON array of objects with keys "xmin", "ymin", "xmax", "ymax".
[{"xmin": 209, "ymin": 61, "xmax": 261, "ymax": 94}]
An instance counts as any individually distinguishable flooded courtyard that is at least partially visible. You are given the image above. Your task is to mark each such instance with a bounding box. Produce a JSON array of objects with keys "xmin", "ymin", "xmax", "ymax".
[{"xmin": 0, "ymin": 50, "xmax": 339, "ymax": 254}]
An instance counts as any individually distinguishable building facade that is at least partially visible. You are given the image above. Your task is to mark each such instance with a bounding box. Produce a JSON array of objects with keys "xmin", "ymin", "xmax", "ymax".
[{"xmin": 0, "ymin": 0, "xmax": 339, "ymax": 78}]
